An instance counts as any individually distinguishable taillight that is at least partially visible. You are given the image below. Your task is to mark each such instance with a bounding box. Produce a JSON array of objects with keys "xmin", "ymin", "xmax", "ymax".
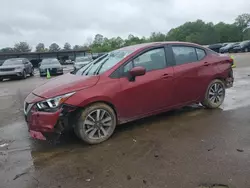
[{"xmin": 228, "ymin": 58, "xmax": 234, "ymax": 65}]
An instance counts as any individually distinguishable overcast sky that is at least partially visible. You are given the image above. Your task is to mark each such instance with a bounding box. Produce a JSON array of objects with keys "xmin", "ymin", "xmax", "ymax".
[{"xmin": 0, "ymin": 0, "xmax": 249, "ymax": 49}]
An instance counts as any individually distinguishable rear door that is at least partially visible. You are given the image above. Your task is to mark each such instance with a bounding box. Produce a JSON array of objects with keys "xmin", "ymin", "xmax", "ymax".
[
  {"xmin": 170, "ymin": 45, "xmax": 211, "ymax": 105},
  {"xmin": 116, "ymin": 46, "xmax": 174, "ymax": 120}
]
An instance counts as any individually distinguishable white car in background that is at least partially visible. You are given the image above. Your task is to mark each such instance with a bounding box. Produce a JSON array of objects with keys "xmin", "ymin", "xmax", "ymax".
[{"xmin": 73, "ymin": 56, "xmax": 93, "ymax": 70}]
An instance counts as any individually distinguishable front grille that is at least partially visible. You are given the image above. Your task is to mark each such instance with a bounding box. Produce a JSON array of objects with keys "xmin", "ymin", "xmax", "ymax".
[
  {"xmin": 0, "ymin": 68, "xmax": 15, "ymax": 72},
  {"xmin": 46, "ymin": 68, "xmax": 58, "ymax": 74}
]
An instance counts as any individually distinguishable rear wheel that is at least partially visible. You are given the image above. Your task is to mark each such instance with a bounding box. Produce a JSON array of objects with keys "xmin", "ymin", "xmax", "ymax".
[
  {"xmin": 75, "ymin": 103, "xmax": 117, "ymax": 144},
  {"xmin": 202, "ymin": 79, "xmax": 225, "ymax": 109}
]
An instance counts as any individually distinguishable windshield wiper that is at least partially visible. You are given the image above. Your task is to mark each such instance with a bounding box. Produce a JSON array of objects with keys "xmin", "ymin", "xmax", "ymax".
[{"xmin": 94, "ymin": 59, "xmax": 108, "ymax": 75}]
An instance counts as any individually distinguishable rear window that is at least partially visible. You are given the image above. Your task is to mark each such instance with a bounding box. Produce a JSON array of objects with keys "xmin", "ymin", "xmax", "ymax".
[
  {"xmin": 172, "ymin": 46, "xmax": 197, "ymax": 65},
  {"xmin": 196, "ymin": 48, "xmax": 206, "ymax": 60}
]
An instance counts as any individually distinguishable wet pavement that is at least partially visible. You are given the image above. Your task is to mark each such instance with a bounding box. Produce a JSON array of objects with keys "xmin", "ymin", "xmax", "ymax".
[{"xmin": 0, "ymin": 55, "xmax": 250, "ymax": 188}]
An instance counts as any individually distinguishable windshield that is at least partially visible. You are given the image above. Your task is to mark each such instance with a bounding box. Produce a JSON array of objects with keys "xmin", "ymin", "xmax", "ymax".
[
  {"xmin": 41, "ymin": 59, "xmax": 60, "ymax": 65},
  {"xmin": 75, "ymin": 56, "xmax": 92, "ymax": 62},
  {"xmin": 73, "ymin": 49, "xmax": 133, "ymax": 76},
  {"xmin": 3, "ymin": 59, "xmax": 23, "ymax": 65}
]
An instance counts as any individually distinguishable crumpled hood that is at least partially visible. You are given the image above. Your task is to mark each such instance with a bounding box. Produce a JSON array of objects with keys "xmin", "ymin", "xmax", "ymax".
[{"xmin": 32, "ymin": 73, "xmax": 99, "ymax": 98}]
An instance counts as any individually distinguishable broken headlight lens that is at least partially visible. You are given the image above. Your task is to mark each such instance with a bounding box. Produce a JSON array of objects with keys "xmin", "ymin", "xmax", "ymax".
[{"xmin": 36, "ymin": 92, "xmax": 75, "ymax": 110}]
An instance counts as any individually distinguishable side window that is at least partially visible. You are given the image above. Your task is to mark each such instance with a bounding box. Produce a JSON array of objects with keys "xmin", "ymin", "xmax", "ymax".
[
  {"xmin": 123, "ymin": 61, "xmax": 133, "ymax": 73},
  {"xmin": 134, "ymin": 48, "xmax": 166, "ymax": 72},
  {"xmin": 172, "ymin": 46, "xmax": 198, "ymax": 65},
  {"xmin": 196, "ymin": 48, "xmax": 206, "ymax": 60}
]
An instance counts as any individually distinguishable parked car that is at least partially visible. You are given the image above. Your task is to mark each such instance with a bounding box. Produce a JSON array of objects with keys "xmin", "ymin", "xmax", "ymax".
[
  {"xmin": 64, "ymin": 59, "xmax": 74, "ymax": 64},
  {"xmin": 39, "ymin": 58, "xmax": 63, "ymax": 77},
  {"xmin": 24, "ymin": 42, "xmax": 234, "ymax": 144},
  {"xmin": 73, "ymin": 56, "xmax": 93, "ymax": 70},
  {"xmin": 232, "ymin": 40, "xmax": 250, "ymax": 53},
  {"xmin": 208, "ymin": 43, "xmax": 224, "ymax": 53},
  {"xmin": 0, "ymin": 58, "xmax": 34, "ymax": 81},
  {"xmin": 219, "ymin": 42, "xmax": 240, "ymax": 53}
]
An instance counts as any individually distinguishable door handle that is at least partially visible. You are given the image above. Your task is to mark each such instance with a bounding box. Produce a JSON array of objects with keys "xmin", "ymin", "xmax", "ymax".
[
  {"xmin": 203, "ymin": 62, "xmax": 210, "ymax": 66},
  {"xmin": 162, "ymin": 73, "xmax": 171, "ymax": 79}
]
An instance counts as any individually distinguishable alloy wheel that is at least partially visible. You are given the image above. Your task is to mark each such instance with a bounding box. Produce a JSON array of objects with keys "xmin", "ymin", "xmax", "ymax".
[
  {"xmin": 83, "ymin": 109, "xmax": 113, "ymax": 140},
  {"xmin": 208, "ymin": 83, "xmax": 225, "ymax": 105}
]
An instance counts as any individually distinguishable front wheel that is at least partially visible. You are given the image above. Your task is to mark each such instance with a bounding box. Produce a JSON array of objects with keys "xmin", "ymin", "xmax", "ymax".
[
  {"xmin": 75, "ymin": 103, "xmax": 117, "ymax": 144},
  {"xmin": 245, "ymin": 48, "xmax": 249, "ymax": 52},
  {"xmin": 30, "ymin": 68, "xmax": 34, "ymax": 76},
  {"xmin": 22, "ymin": 70, "xmax": 27, "ymax": 79},
  {"xmin": 202, "ymin": 79, "xmax": 225, "ymax": 109}
]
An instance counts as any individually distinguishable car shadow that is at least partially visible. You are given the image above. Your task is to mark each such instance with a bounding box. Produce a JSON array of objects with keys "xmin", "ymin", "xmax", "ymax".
[{"xmin": 35, "ymin": 104, "xmax": 221, "ymax": 147}]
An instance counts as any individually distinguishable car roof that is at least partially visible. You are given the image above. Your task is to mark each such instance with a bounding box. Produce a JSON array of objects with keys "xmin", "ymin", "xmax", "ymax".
[{"xmin": 119, "ymin": 41, "xmax": 203, "ymax": 51}]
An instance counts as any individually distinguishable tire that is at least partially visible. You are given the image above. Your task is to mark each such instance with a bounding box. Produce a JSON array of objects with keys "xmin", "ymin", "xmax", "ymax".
[
  {"xmin": 202, "ymin": 79, "xmax": 225, "ymax": 109},
  {"xmin": 75, "ymin": 103, "xmax": 117, "ymax": 144},
  {"xmin": 0, "ymin": 78, "xmax": 3, "ymax": 82},
  {"xmin": 30, "ymin": 68, "xmax": 34, "ymax": 76},
  {"xmin": 245, "ymin": 48, "xmax": 249, "ymax": 52},
  {"xmin": 22, "ymin": 70, "xmax": 27, "ymax": 79}
]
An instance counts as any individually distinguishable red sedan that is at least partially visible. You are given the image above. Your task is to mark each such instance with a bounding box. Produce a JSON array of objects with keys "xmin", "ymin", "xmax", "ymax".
[{"xmin": 24, "ymin": 42, "xmax": 234, "ymax": 144}]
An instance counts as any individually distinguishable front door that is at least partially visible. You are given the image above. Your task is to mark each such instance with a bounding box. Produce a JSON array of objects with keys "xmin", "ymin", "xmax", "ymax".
[{"xmin": 116, "ymin": 47, "xmax": 174, "ymax": 121}]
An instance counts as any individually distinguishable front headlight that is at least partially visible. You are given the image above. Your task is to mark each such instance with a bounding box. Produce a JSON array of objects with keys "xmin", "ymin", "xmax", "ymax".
[{"xmin": 36, "ymin": 92, "xmax": 75, "ymax": 111}]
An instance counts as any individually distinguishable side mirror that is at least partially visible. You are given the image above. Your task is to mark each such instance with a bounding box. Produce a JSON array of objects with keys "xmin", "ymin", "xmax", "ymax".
[{"xmin": 128, "ymin": 66, "xmax": 146, "ymax": 81}]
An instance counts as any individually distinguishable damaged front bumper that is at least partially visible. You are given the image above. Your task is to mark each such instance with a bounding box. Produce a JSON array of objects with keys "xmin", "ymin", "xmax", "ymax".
[{"xmin": 24, "ymin": 102, "xmax": 77, "ymax": 141}]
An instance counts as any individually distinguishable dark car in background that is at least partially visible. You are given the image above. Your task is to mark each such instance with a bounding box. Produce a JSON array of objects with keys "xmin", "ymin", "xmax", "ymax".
[
  {"xmin": 208, "ymin": 43, "xmax": 224, "ymax": 53},
  {"xmin": 73, "ymin": 56, "xmax": 93, "ymax": 70},
  {"xmin": 39, "ymin": 58, "xmax": 63, "ymax": 77},
  {"xmin": 232, "ymin": 40, "xmax": 250, "ymax": 53},
  {"xmin": 0, "ymin": 58, "xmax": 34, "ymax": 81},
  {"xmin": 219, "ymin": 42, "xmax": 240, "ymax": 53}
]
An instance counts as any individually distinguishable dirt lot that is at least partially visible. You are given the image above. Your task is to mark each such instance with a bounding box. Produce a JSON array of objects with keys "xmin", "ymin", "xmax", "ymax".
[{"xmin": 0, "ymin": 54, "xmax": 250, "ymax": 188}]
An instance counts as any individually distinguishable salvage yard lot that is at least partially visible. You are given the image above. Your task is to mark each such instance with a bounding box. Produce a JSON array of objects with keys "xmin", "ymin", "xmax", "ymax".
[{"xmin": 0, "ymin": 53, "xmax": 250, "ymax": 188}]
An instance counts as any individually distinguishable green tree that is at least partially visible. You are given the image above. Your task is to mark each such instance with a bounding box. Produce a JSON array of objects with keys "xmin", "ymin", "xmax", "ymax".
[
  {"xmin": 149, "ymin": 32, "xmax": 166, "ymax": 42},
  {"xmin": 235, "ymin": 13, "xmax": 250, "ymax": 40},
  {"xmin": 49, "ymin": 43, "xmax": 60, "ymax": 52},
  {"xmin": 14, "ymin": 42, "xmax": 32, "ymax": 52},
  {"xmin": 93, "ymin": 34, "xmax": 104, "ymax": 45},
  {"xmin": 243, "ymin": 28, "xmax": 250, "ymax": 40},
  {"xmin": 73, "ymin": 45, "xmax": 80, "ymax": 50},
  {"xmin": 63, "ymin": 42, "xmax": 71, "ymax": 50},
  {"xmin": 214, "ymin": 22, "xmax": 241, "ymax": 42},
  {"xmin": 0, "ymin": 47, "xmax": 14, "ymax": 53},
  {"xmin": 36, "ymin": 43, "xmax": 45, "ymax": 52}
]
